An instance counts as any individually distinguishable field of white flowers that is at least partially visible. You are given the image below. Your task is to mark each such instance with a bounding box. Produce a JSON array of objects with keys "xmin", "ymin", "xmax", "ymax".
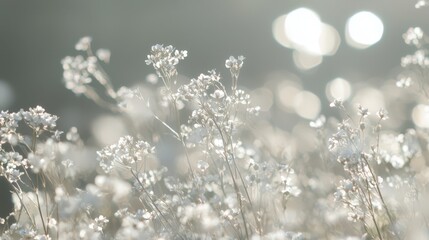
[{"xmin": 1, "ymin": 2, "xmax": 429, "ymax": 240}]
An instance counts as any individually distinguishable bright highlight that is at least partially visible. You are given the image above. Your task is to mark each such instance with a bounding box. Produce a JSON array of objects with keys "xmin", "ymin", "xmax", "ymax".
[
  {"xmin": 284, "ymin": 8, "xmax": 322, "ymax": 54},
  {"xmin": 346, "ymin": 11, "xmax": 384, "ymax": 49}
]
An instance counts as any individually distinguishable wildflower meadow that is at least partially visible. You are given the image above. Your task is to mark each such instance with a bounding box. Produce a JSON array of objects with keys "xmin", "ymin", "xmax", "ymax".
[{"xmin": 1, "ymin": 2, "xmax": 429, "ymax": 240}]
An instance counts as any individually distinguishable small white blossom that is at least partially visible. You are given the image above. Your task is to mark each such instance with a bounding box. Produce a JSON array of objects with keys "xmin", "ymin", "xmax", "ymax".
[
  {"xmin": 27, "ymin": 153, "xmax": 47, "ymax": 173},
  {"xmin": 225, "ymin": 56, "xmax": 245, "ymax": 90},
  {"xmin": 34, "ymin": 235, "xmax": 51, "ymax": 240},
  {"xmin": 329, "ymin": 99, "xmax": 343, "ymax": 108},
  {"xmin": 197, "ymin": 160, "xmax": 209, "ymax": 172},
  {"xmin": 61, "ymin": 55, "xmax": 92, "ymax": 94},
  {"xmin": 357, "ymin": 104, "xmax": 369, "ymax": 117},
  {"xmin": 7, "ymin": 132, "xmax": 19, "ymax": 145},
  {"xmin": 145, "ymin": 44, "xmax": 187, "ymax": 81},
  {"xmin": 75, "ymin": 36, "xmax": 92, "ymax": 51},
  {"xmin": 6, "ymin": 168, "xmax": 23, "ymax": 183},
  {"xmin": 97, "ymin": 135, "xmax": 155, "ymax": 173},
  {"xmin": 403, "ymin": 27, "xmax": 424, "ymax": 46},
  {"xmin": 21, "ymin": 106, "xmax": 58, "ymax": 133},
  {"xmin": 309, "ymin": 115, "xmax": 326, "ymax": 129},
  {"xmin": 225, "ymin": 56, "xmax": 245, "ymax": 73},
  {"xmin": 96, "ymin": 48, "xmax": 111, "ymax": 63},
  {"xmin": 66, "ymin": 127, "xmax": 80, "ymax": 142},
  {"xmin": 377, "ymin": 108, "xmax": 389, "ymax": 120},
  {"xmin": 89, "ymin": 215, "xmax": 109, "ymax": 232},
  {"xmin": 146, "ymin": 73, "xmax": 159, "ymax": 84},
  {"xmin": 210, "ymin": 89, "xmax": 225, "ymax": 99},
  {"xmin": 396, "ymin": 77, "xmax": 412, "ymax": 88}
]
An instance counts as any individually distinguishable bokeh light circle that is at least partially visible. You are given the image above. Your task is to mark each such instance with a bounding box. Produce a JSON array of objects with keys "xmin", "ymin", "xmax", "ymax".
[
  {"xmin": 346, "ymin": 11, "xmax": 384, "ymax": 49},
  {"xmin": 293, "ymin": 91, "xmax": 321, "ymax": 119},
  {"xmin": 326, "ymin": 77, "xmax": 352, "ymax": 101},
  {"xmin": 277, "ymin": 80, "xmax": 302, "ymax": 112},
  {"xmin": 272, "ymin": 8, "xmax": 341, "ymax": 64},
  {"xmin": 293, "ymin": 50, "xmax": 323, "ymax": 70},
  {"xmin": 352, "ymin": 87, "xmax": 385, "ymax": 115},
  {"xmin": 92, "ymin": 115, "xmax": 127, "ymax": 146},
  {"xmin": 284, "ymin": 8, "xmax": 322, "ymax": 54},
  {"xmin": 412, "ymin": 104, "xmax": 429, "ymax": 128}
]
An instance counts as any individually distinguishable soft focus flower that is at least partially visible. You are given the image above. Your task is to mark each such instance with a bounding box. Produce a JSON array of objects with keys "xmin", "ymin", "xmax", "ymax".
[
  {"xmin": 225, "ymin": 56, "xmax": 245, "ymax": 90},
  {"xmin": 75, "ymin": 36, "xmax": 92, "ymax": 51}
]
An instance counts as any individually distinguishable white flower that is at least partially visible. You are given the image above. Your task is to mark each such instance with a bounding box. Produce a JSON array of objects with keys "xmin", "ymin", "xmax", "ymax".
[
  {"xmin": 21, "ymin": 106, "xmax": 58, "ymax": 135},
  {"xmin": 377, "ymin": 108, "xmax": 389, "ymax": 120},
  {"xmin": 34, "ymin": 235, "xmax": 51, "ymax": 240},
  {"xmin": 357, "ymin": 104, "xmax": 369, "ymax": 117},
  {"xmin": 225, "ymin": 56, "xmax": 245, "ymax": 71},
  {"xmin": 96, "ymin": 48, "xmax": 111, "ymax": 63},
  {"xmin": 309, "ymin": 115, "xmax": 326, "ymax": 129},
  {"xmin": 27, "ymin": 153, "xmax": 47, "ymax": 173},
  {"xmin": 197, "ymin": 160, "xmax": 209, "ymax": 172},
  {"xmin": 210, "ymin": 89, "xmax": 225, "ymax": 99},
  {"xmin": 97, "ymin": 135, "xmax": 155, "ymax": 173},
  {"xmin": 89, "ymin": 215, "xmax": 109, "ymax": 232},
  {"xmin": 329, "ymin": 99, "xmax": 343, "ymax": 108},
  {"xmin": 225, "ymin": 56, "xmax": 245, "ymax": 90},
  {"xmin": 396, "ymin": 77, "xmax": 412, "ymax": 88},
  {"xmin": 145, "ymin": 44, "xmax": 187, "ymax": 80},
  {"xmin": 6, "ymin": 168, "xmax": 23, "ymax": 183},
  {"xmin": 75, "ymin": 36, "xmax": 92, "ymax": 51},
  {"xmin": 403, "ymin": 27, "xmax": 424, "ymax": 46}
]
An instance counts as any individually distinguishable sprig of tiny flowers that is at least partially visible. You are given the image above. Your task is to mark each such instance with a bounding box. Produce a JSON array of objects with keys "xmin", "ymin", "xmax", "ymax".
[
  {"xmin": 225, "ymin": 56, "xmax": 245, "ymax": 91},
  {"xmin": 145, "ymin": 44, "xmax": 187, "ymax": 88},
  {"xmin": 328, "ymin": 97, "xmax": 429, "ymax": 239},
  {"xmin": 398, "ymin": 27, "xmax": 429, "ymax": 99},
  {"xmin": 0, "ymin": 106, "xmax": 88, "ymax": 238},
  {"xmin": 328, "ymin": 100, "xmax": 403, "ymax": 239},
  {"xmin": 1, "ymin": 106, "xmax": 60, "ymax": 181},
  {"xmin": 62, "ymin": 37, "xmax": 138, "ymax": 112}
]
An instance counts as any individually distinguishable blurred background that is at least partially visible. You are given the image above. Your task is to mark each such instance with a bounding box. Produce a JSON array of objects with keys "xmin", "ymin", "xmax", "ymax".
[{"xmin": 0, "ymin": 0, "xmax": 428, "ymax": 141}]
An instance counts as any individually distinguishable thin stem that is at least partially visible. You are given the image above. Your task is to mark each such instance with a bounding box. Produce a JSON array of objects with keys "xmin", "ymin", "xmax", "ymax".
[
  {"xmin": 362, "ymin": 156, "xmax": 400, "ymax": 239},
  {"xmin": 203, "ymin": 103, "xmax": 261, "ymax": 235},
  {"xmin": 157, "ymin": 67, "xmax": 196, "ymax": 179},
  {"xmin": 130, "ymin": 169, "xmax": 185, "ymax": 240},
  {"xmin": 34, "ymin": 181, "xmax": 48, "ymax": 235},
  {"xmin": 208, "ymin": 111, "xmax": 250, "ymax": 239},
  {"xmin": 356, "ymin": 184, "xmax": 383, "ymax": 240}
]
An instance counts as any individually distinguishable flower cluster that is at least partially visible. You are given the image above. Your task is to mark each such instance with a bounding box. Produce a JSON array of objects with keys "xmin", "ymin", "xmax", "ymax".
[
  {"xmin": 61, "ymin": 55, "xmax": 95, "ymax": 95},
  {"xmin": 327, "ymin": 102, "xmax": 406, "ymax": 239},
  {"xmin": 145, "ymin": 44, "xmax": 187, "ymax": 84},
  {"xmin": 97, "ymin": 135, "xmax": 155, "ymax": 173},
  {"xmin": 398, "ymin": 28, "xmax": 429, "ymax": 97},
  {"xmin": 22, "ymin": 106, "xmax": 58, "ymax": 136},
  {"xmin": 0, "ymin": 106, "xmax": 93, "ymax": 238},
  {"xmin": 225, "ymin": 56, "xmax": 245, "ymax": 91},
  {"xmin": 62, "ymin": 37, "xmax": 120, "ymax": 112},
  {"xmin": 403, "ymin": 27, "xmax": 425, "ymax": 47}
]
